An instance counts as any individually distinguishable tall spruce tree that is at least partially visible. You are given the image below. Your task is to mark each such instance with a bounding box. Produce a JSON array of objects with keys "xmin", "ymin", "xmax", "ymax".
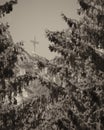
[{"xmin": 45, "ymin": 0, "xmax": 104, "ymax": 130}]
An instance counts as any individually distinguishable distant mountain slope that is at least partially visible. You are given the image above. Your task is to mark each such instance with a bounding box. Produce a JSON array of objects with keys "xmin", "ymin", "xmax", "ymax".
[{"xmin": 13, "ymin": 48, "xmax": 50, "ymax": 105}]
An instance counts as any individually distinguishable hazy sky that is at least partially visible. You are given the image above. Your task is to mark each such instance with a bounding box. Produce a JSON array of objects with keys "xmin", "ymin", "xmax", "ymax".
[{"xmin": 1, "ymin": 0, "xmax": 79, "ymax": 59}]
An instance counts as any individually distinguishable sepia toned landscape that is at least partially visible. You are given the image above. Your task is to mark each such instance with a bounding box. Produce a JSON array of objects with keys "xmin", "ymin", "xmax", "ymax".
[{"xmin": 0, "ymin": 0, "xmax": 104, "ymax": 130}]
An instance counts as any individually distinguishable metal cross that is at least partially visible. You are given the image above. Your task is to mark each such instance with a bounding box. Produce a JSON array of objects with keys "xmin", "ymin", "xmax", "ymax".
[{"xmin": 30, "ymin": 36, "xmax": 39, "ymax": 52}]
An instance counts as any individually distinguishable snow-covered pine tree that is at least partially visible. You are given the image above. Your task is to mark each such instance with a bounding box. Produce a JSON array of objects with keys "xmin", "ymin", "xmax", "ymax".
[{"xmin": 45, "ymin": 0, "xmax": 104, "ymax": 130}]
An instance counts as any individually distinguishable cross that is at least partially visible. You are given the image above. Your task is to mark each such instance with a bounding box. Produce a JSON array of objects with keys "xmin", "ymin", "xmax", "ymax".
[{"xmin": 30, "ymin": 36, "xmax": 39, "ymax": 52}]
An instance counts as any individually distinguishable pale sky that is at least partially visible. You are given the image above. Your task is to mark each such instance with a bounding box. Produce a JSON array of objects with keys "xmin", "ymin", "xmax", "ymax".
[{"xmin": 0, "ymin": 0, "xmax": 79, "ymax": 59}]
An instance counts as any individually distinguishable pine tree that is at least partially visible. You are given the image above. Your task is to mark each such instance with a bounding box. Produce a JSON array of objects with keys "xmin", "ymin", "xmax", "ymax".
[{"xmin": 45, "ymin": 0, "xmax": 104, "ymax": 130}]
